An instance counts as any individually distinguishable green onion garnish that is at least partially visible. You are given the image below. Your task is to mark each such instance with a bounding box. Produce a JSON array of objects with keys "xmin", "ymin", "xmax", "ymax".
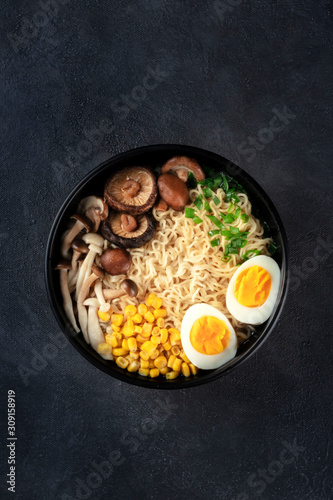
[
  {"xmin": 213, "ymin": 176, "xmax": 222, "ymax": 188},
  {"xmin": 194, "ymin": 195, "xmax": 203, "ymax": 210},
  {"xmin": 206, "ymin": 215, "xmax": 224, "ymax": 229},
  {"xmin": 231, "ymin": 193, "xmax": 240, "ymax": 203},
  {"xmin": 241, "ymin": 213, "xmax": 249, "ymax": 222},
  {"xmin": 221, "ymin": 256, "xmax": 232, "ymax": 263},
  {"xmin": 222, "ymin": 173, "xmax": 229, "ymax": 192},
  {"xmin": 220, "ymin": 214, "xmax": 235, "ymax": 224},
  {"xmin": 234, "ymin": 207, "xmax": 241, "ymax": 218},
  {"xmin": 227, "ymin": 202, "xmax": 234, "ymax": 214},
  {"xmin": 204, "ymin": 200, "xmax": 212, "ymax": 213},
  {"xmin": 185, "ymin": 207, "xmax": 195, "ymax": 218},
  {"xmin": 242, "ymin": 249, "xmax": 261, "ymax": 261},
  {"xmin": 210, "ymin": 238, "xmax": 220, "ymax": 247},
  {"xmin": 208, "ymin": 229, "xmax": 220, "ymax": 237},
  {"xmin": 230, "ymin": 227, "xmax": 239, "ymax": 235},
  {"xmin": 268, "ymin": 242, "xmax": 278, "ymax": 255},
  {"xmin": 203, "ymin": 187, "xmax": 212, "ymax": 199},
  {"xmin": 212, "ymin": 195, "xmax": 220, "ymax": 206},
  {"xmin": 193, "ymin": 216, "xmax": 203, "ymax": 224}
]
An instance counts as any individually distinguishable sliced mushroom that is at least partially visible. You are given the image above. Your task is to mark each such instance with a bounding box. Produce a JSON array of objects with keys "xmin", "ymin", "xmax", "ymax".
[
  {"xmin": 100, "ymin": 211, "xmax": 157, "ymax": 248},
  {"xmin": 77, "ymin": 265, "xmax": 105, "ymax": 343},
  {"xmin": 161, "ymin": 156, "xmax": 205, "ymax": 182},
  {"xmin": 77, "ymin": 196, "xmax": 109, "ymax": 232},
  {"xmin": 60, "ymin": 214, "xmax": 92, "ymax": 259},
  {"xmin": 55, "ymin": 260, "xmax": 80, "ymax": 333},
  {"xmin": 75, "ymin": 233, "xmax": 104, "ymax": 300},
  {"xmin": 104, "ymin": 167, "xmax": 157, "ymax": 215},
  {"xmin": 155, "ymin": 199, "xmax": 168, "ymax": 212}
]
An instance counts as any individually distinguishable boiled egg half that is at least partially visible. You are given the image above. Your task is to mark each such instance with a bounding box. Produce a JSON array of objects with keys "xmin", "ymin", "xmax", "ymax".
[
  {"xmin": 181, "ymin": 304, "xmax": 237, "ymax": 369},
  {"xmin": 226, "ymin": 255, "xmax": 281, "ymax": 325}
]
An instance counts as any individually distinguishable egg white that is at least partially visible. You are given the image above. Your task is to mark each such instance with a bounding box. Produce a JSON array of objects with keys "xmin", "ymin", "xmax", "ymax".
[
  {"xmin": 226, "ymin": 255, "xmax": 281, "ymax": 325},
  {"xmin": 181, "ymin": 304, "xmax": 237, "ymax": 370}
]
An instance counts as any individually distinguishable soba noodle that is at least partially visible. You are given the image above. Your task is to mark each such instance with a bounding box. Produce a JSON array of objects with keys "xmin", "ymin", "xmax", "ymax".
[{"xmin": 106, "ymin": 186, "xmax": 272, "ymax": 344}]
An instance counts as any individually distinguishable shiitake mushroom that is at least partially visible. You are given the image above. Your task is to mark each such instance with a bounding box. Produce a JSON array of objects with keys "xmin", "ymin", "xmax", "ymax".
[{"xmin": 100, "ymin": 211, "xmax": 157, "ymax": 249}]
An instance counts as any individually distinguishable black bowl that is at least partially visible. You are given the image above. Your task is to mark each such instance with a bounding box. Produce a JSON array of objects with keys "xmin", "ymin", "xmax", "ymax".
[{"xmin": 45, "ymin": 145, "xmax": 288, "ymax": 389}]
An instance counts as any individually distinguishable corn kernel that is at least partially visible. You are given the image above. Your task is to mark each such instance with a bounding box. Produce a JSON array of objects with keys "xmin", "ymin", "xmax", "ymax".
[
  {"xmin": 181, "ymin": 363, "xmax": 191, "ymax": 377},
  {"xmin": 144, "ymin": 311, "xmax": 155, "ymax": 323},
  {"xmin": 125, "ymin": 354, "xmax": 132, "ymax": 362},
  {"xmin": 150, "ymin": 368, "xmax": 159, "ymax": 378},
  {"xmin": 116, "ymin": 356, "xmax": 129, "ymax": 369},
  {"xmin": 173, "ymin": 358, "xmax": 182, "ymax": 372},
  {"xmin": 154, "ymin": 355, "xmax": 167, "ymax": 370},
  {"xmin": 152, "ymin": 326, "xmax": 160, "ymax": 336},
  {"xmin": 150, "ymin": 349, "xmax": 159, "ymax": 360},
  {"xmin": 167, "ymin": 354, "xmax": 177, "ymax": 368},
  {"xmin": 111, "ymin": 323, "xmax": 121, "ymax": 332},
  {"xmin": 138, "ymin": 303, "xmax": 147, "ymax": 315},
  {"xmin": 139, "ymin": 367, "xmax": 149, "ymax": 377},
  {"xmin": 165, "ymin": 350, "xmax": 171, "ymax": 358},
  {"xmin": 134, "ymin": 325, "xmax": 142, "ymax": 334},
  {"xmin": 180, "ymin": 350, "xmax": 191, "ymax": 364},
  {"xmin": 151, "ymin": 336, "xmax": 161, "ymax": 345},
  {"xmin": 141, "ymin": 341, "xmax": 156, "ymax": 356},
  {"xmin": 157, "ymin": 318, "xmax": 164, "ymax": 328},
  {"xmin": 122, "ymin": 339, "xmax": 129, "ymax": 351},
  {"xmin": 148, "ymin": 360, "xmax": 155, "ymax": 368},
  {"xmin": 128, "ymin": 337, "xmax": 137, "ymax": 352},
  {"xmin": 170, "ymin": 334, "xmax": 180, "ymax": 346},
  {"xmin": 168, "ymin": 328, "xmax": 181, "ymax": 340},
  {"xmin": 106, "ymin": 326, "xmax": 113, "ymax": 334},
  {"xmin": 140, "ymin": 359, "xmax": 149, "ymax": 369},
  {"xmin": 98, "ymin": 310, "xmax": 111, "ymax": 322},
  {"xmin": 139, "ymin": 351, "xmax": 149, "ymax": 361},
  {"xmin": 189, "ymin": 363, "xmax": 199, "ymax": 375},
  {"xmin": 154, "ymin": 308, "xmax": 167, "ymax": 319},
  {"xmin": 141, "ymin": 323, "xmax": 153, "ymax": 337},
  {"xmin": 130, "ymin": 351, "xmax": 139, "ymax": 360},
  {"xmin": 171, "ymin": 346, "xmax": 180, "ymax": 356},
  {"xmin": 125, "ymin": 304, "xmax": 137, "ymax": 317},
  {"xmin": 166, "ymin": 371, "xmax": 180, "ymax": 380},
  {"xmin": 113, "ymin": 331, "xmax": 122, "ymax": 339},
  {"xmin": 136, "ymin": 334, "xmax": 148, "ymax": 344},
  {"xmin": 160, "ymin": 366, "xmax": 169, "ymax": 375},
  {"xmin": 152, "ymin": 296, "xmax": 163, "ymax": 309},
  {"xmin": 146, "ymin": 293, "xmax": 156, "ymax": 306},
  {"xmin": 111, "ymin": 314, "xmax": 123, "ymax": 326},
  {"xmin": 123, "ymin": 319, "xmax": 135, "ymax": 337},
  {"xmin": 97, "ymin": 343, "xmax": 112, "ymax": 355},
  {"xmin": 127, "ymin": 360, "xmax": 140, "ymax": 372},
  {"xmin": 112, "ymin": 347, "xmax": 127, "ymax": 356},
  {"xmin": 132, "ymin": 313, "xmax": 142, "ymax": 324},
  {"xmin": 160, "ymin": 329, "xmax": 168, "ymax": 344},
  {"xmin": 105, "ymin": 334, "xmax": 117, "ymax": 347},
  {"xmin": 163, "ymin": 341, "xmax": 172, "ymax": 351}
]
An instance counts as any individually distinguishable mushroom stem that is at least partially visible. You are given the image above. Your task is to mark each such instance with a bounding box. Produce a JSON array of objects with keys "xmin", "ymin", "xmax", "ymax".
[
  {"xmin": 77, "ymin": 273, "xmax": 99, "ymax": 343},
  {"xmin": 59, "ymin": 269, "xmax": 80, "ymax": 333},
  {"xmin": 103, "ymin": 289, "xmax": 127, "ymax": 300},
  {"xmin": 94, "ymin": 280, "xmax": 106, "ymax": 305},
  {"xmin": 87, "ymin": 306, "xmax": 104, "ymax": 348},
  {"xmin": 83, "ymin": 298, "xmax": 101, "ymax": 307},
  {"xmin": 75, "ymin": 240, "xmax": 103, "ymax": 301}
]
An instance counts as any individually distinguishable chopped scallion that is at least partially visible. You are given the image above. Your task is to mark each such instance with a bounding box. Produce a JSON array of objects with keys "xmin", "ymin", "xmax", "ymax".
[
  {"xmin": 268, "ymin": 242, "xmax": 278, "ymax": 255},
  {"xmin": 193, "ymin": 216, "xmax": 203, "ymax": 225},
  {"xmin": 194, "ymin": 195, "xmax": 203, "ymax": 210},
  {"xmin": 242, "ymin": 249, "xmax": 261, "ymax": 261},
  {"xmin": 185, "ymin": 207, "xmax": 195, "ymax": 218},
  {"xmin": 210, "ymin": 238, "xmax": 220, "ymax": 247},
  {"xmin": 208, "ymin": 229, "xmax": 220, "ymax": 237},
  {"xmin": 241, "ymin": 213, "xmax": 249, "ymax": 222},
  {"xmin": 212, "ymin": 195, "xmax": 220, "ymax": 206},
  {"xmin": 206, "ymin": 215, "xmax": 225, "ymax": 229},
  {"xmin": 204, "ymin": 200, "xmax": 212, "ymax": 212},
  {"xmin": 203, "ymin": 187, "xmax": 212, "ymax": 199}
]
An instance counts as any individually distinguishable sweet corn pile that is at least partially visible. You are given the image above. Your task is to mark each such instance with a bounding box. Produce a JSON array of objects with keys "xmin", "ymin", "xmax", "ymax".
[{"xmin": 97, "ymin": 293, "xmax": 198, "ymax": 379}]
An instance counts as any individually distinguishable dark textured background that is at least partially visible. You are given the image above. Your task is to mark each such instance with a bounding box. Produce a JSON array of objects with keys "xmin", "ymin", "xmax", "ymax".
[{"xmin": 1, "ymin": 1, "xmax": 332, "ymax": 499}]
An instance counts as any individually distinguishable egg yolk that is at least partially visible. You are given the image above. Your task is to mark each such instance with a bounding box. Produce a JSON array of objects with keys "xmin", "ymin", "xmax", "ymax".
[
  {"xmin": 235, "ymin": 265, "xmax": 271, "ymax": 307},
  {"xmin": 190, "ymin": 316, "xmax": 230, "ymax": 355}
]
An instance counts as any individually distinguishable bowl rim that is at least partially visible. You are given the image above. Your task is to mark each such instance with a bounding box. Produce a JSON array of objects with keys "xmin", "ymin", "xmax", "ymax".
[{"xmin": 45, "ymin": 144, "xmax": 289, "ymax": 389}]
